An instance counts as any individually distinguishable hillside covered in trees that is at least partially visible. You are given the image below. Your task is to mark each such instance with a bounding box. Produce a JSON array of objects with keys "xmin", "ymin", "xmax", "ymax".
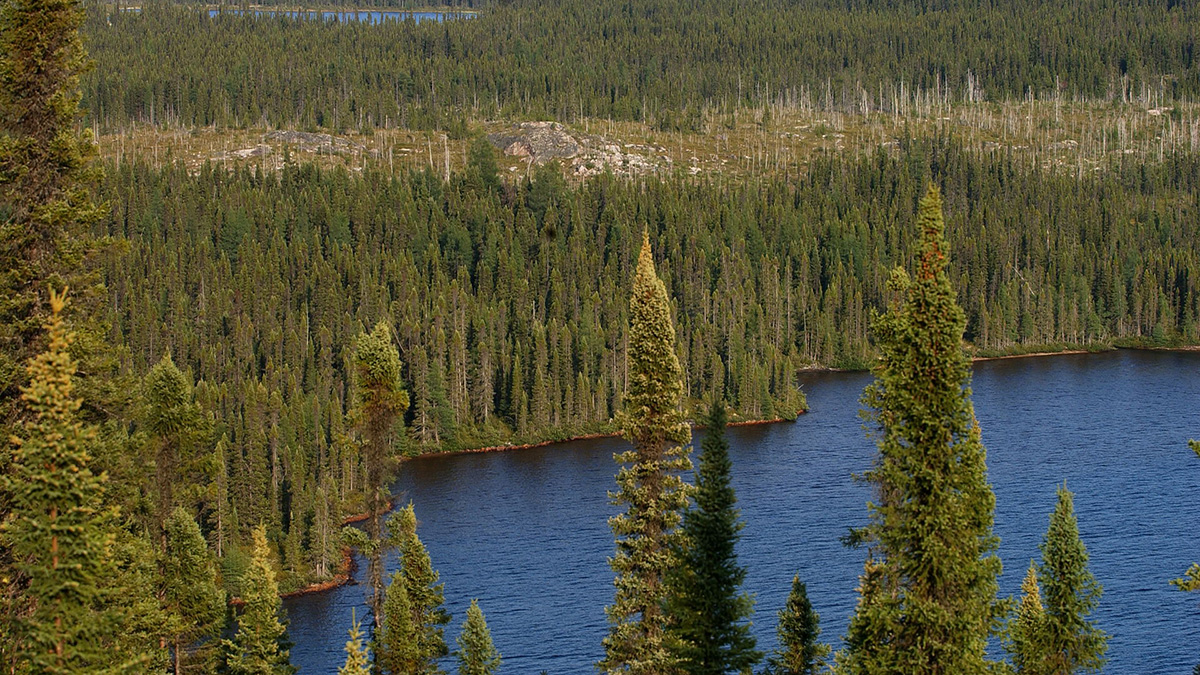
[{"xmin": 82, "ymin": 0, "xmax": 1198, "ymax": 131}]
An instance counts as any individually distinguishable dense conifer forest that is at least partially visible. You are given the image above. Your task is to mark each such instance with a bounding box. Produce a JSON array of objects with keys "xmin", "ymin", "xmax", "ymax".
[
  {"xmin": 3, "ymin": 0, "xmax": 1200, "ymax": 671},
  {"xmin": 82, "ymin": 0, "xmax": 1198, "ymax": 131}
]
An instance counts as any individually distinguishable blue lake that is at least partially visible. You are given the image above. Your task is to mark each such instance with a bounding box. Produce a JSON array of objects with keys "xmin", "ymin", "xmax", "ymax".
[{"xmin": 285, "ymin": 349, "xmax": 1200, "ymax": 673}]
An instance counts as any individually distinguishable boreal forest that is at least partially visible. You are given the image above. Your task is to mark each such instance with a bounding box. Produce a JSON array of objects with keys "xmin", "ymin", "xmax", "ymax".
[{"xmin": 1, "ymin": 0, "xmax": 1199, "ymax": 672}]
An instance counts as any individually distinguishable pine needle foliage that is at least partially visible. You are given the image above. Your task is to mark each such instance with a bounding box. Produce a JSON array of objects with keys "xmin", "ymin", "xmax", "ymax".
[
  {"xmin": 667, "ymin": 400, "xmax": 759, "ymax": 675},
  {"xmin": 1039, "ymin": 485, "xmax": 1107, "ymax": 675},
  {"xmin": 339, "ymin": 610, "xmax": 372, "ymax": 675},
  {"xmin": 601, "ymin": 231, "xmax": 693, "ymax": 675},
  {"xmin": 765, "ymin": 576, "xmax": 829, "ymax": 675},
  {"xmin": 840, "ymin": 185, "xmax": 1003, "ymax": 675},
  {"xmin": 379, "ymin": 571, "xmax": 423, "ymax": 675},
  {"xmin": 1007, "ymin": 561, "xmax": 1050, "ymax": 675},
  {"xmin": 0, "ymin": 289, "xmax": 122, "ymax": 672},
  {"xmin": 455, "ymin": 599, "xmax": 501, "ymax": 675},
  {"xmin": 223, "ymin": 525, "xmax": 295, "ymax": 675},
  {"xmin": 381, "ymin": 503, "xmax": 449, "ymax": 675}
]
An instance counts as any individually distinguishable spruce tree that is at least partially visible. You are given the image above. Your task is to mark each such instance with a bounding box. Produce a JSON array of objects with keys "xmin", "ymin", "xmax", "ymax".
[
  {"xmin": 0, "ymin": 289, "xmax": 124, "ymax": 672},
  {"xmin": 1176, "ymin": 443, "xmax": 1200, "ymax": 674},
  {"xmin": 162, "ymin": 507, "xmax": 226, "ymax": 675},
  {"xmin": 144, "ymin": 353, "xmax": 209, "ymax": 542},
  {"xmin": 667, "ymin": 399, "xmax": 760, "ymax": 675},
  {"xmin": 223, "ymin": 525, "xmax": 295, "ymax": 675},
  {"xmin": 379, "ymin": 570, "xmax": 423, "ymax": 675},
  {"xmin": 600, "ymin": 231, "xmax": 693, "ymax": 675},
  {"xmin": 388, "ymin": 503, "xmax": 450, "ymax": 672},
  {"xmin": 340, "ymin": 610, "xmax": 372, "ymax": 675},
  {"xmin": 1007, "ymin": 561, "xmax": 1050, "ymax": 675},
  {"xmin": 354, "ymin": 322, "xmax": 409, "ymax": 630},
  {"xmin": 1038, "ymin": 485, "xmax": 1107, "ymax": 675},
  {"xmin": 765, "ymin": 576, "xmax": 829, "ymax": 675},
  {"xmin": 455, "ymin": 599, "xmax": 501, "ymax": 675},
  {"xmin": 840, "ymin": 185, "xmax": 1003, "ymax": 675},
  {"xmin": 0, "ymin": 0, "xmax": 104, "ymax": 426}
]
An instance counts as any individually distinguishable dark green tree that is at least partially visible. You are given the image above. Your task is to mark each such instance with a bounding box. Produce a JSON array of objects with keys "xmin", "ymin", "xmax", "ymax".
[
  {"xmin": 162, "ymin": 506, "xmax": 226, "ymax": 675},
  {"xmin": 1007, "ymin": 561, "xmax": 1050, "ymax": 675},
  {"xmin": 223, "ymin": 525, "xmax": 295, "ymax": 675},
  {"xmin": 340, "ymin": 610, "xmax": 372, "ymax": 675},
  {"xmin": 1174, "ymin": 442, "xmax": 1200, "ymax": 674},
  {"xmin": 667, "ymin": 399, "xmax": 759, "ymax": 675},
  {"xmin": 1039, "ymin": 485, "xmax": 1107, "ymax": 675},
  {"xmin": 840, "ymin": 185, "xmax": 1003, "ymax": 675},
  {"xmin": 0, "ymin": 289, "xmax": 135, "ymax": 672},
  {"xmin": 765, "ymin": 576, "xmax": 829, "ymax": 675},
  {"xmin": 353, "ymin": 322, "xmax": 409, "ymax": 629},
  {"xmin": 379, "ymin": 570, "xmax": 423, "ymax": 675},
  {"xmin": 455, "ymin": 599, "xmax": 501, "ymax": 675},
  {"xmin": 601, "ymin": 231, "xmax": 693, "ymax": 675}
]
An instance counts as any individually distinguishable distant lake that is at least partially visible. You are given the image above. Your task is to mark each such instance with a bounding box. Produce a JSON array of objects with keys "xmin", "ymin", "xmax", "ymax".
[
  {"xmin": 285, "ymin": 350, "xmax": 1200, "ymax": 673},
  {"xmin": 205, "ymin": 8, "xmax": 473, "ymax": 23}
]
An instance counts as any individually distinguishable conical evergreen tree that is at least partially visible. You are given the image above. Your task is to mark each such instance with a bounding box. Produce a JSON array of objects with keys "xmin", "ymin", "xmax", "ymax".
[
  {"xmin": 1176, "ymin": 443, "xmax": 1200, "ymax": 674},
  {"xmin": 1039, "ymin": 485, "xmax": 1107, "ymax": 675},
  {"xmin": 600, "ymin": 231, "xmax": 693, "ymax": 675},
  {"xmin": 1007, "ymin": 561, "xmax": 1050, "ymax": 675},
  {"xmin": 765, "ymin": 576, "xmax": 829, "ymax": 675},
  {"xmin": 223, "ymin": 525, "xmax": 295, "ymax": 675},
  {"xmin": 339, "ymin": 610, "xmax": 372, "ymax": 675},
  {"xmin": 144, "ymin": 353, "xmax": 209, "ymax": 542},
  {"xmin": 378, "ymin": 570, "xmax": 423, "ymax": 675},
  {"xmin": 455, "ymin": 599, "xmax": 501, "ymax": 675},
  {"xmin": 667, "ymin": 399, "xmax": 759, "ymax": 675},
  {"xmin": 353, "ymin": 322, "xmax": 409, "ymax": 630},
  {"xmin": 840, "ymin": 185, "xmax": 1003, "ymax": 675},
  {"xmin": 0, "ymin": 289, "xmax": 125, "ymax": 671},
  {"xmin": 161, "ymin": 507, "xmax": 226, "ymax": 675},
  {"xmin": 388, "ymin": 503, "xmax": 450, "ymax": 672}
]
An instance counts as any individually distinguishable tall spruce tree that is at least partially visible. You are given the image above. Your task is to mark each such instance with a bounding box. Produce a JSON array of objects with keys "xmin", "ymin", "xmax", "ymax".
[
  {"xmin": 379, "ymin": 570, "xmax": 424, "ymax": 675},
  {"xmin": 354, "ymin": 322, "xmax": 409, "ymax": 630},
  {"xmin": 840, "ymin": 185, "xmax": 1003, "ymax": 675},
  {"xmin": 161, "ymin": 507, "xmax": 226, "ymax": 675},
  {"xmin": 1007, "ymin": 561, "xmax": 1050, "ymax": 675},
  {"xmin": 1038, "ymin": 485, "xmax": 1107, "ymax": 675},
  {"xmin": 600, "ymin": 231, "xmax": 693, "ymax": 675},
  {"xmin": 144, "ymin": 354, "xmax": 209, "ymax": 542},
  {"xmin": 0, "ymin": 289, "xmax": 125, "ymax": 672},
  {"xmin": 455, "ymin": 599, "xmax": 501, "ymax": 675},
  {"xmin": 340, "ymin": 610, "xmax": 372, "ymax": 675},
  {"xmin": 389, "ymin": 503, "xmax": 450, "ymax": 672},
  {"xmin": 223, "ymin": 525, "xmax": 295, "ymax": 675},
  {"xmin": 666, "ymin": 400, "xmax": 759, "ymax": 675},
  {"xmin": 765, "ymin": 576, "xmax": 829, "ymax": 675}
]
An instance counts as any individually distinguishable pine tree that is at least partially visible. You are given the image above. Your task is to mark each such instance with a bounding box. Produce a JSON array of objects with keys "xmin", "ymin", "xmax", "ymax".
[
  {"xmin": 353, "ymin": 322, "xmax": 409, "ymax": 630},
  {"xmin": 379, "ymin": 570, "xmax": 424, "ymax": 675},
  {"xmin": 455, "ymin": 600, "xmax": 501, "ymax": 675},
  {"xmin": 765, "ymin": 576, "xmax": 829, "ymax": 675},
  {"xmin": 0, "ymin": 289, "xmax": 125, "ymax": 672},
  {"xmin": 162, "ymin": 507, "xmax": 226, "ymax": 675},
  {"xmin": 387, "ymin": 502, "xmax": 450, "ymax": 673},
  {"xmin": 340, "ymin": 610, "xmax": 372, "ymax": 675},
  {"xmin": 223, "ymin": 525, "xmax": 295, "ymax": 675},
  {"xmin": 0, "ymin": 0, "xmax": 104, "ymax": 426},
  {"xmin": 144, "ymin": 353, "xmax": 209, "ymax": 542},
  {"xmin": 1039, "ymin": 485, "xmax": 1107, "ymax": 675},
  {"xmin": 1007, "ymin": 561, "xmax": 1050, "ymax": 675},
  {"xmin": 1175, "ymin": 443, "xmax": 1200, "ymax": 674},
  {"xmin": 667, "ymin": 399, "xmax": 760, "ymax": 675},
  {"xmin": 600, "ymin": 231, "xmax": 693, "ymax": 675},
  {"xmin": 840, "ymin": 185, "xmax": 1003, "ymax": 675}
]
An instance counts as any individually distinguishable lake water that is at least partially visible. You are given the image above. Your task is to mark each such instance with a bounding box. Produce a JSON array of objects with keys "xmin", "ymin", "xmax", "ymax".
[
  {"xmin": 284, "ymin": 349, "xmax": 1200, "ymax": 673},
  {"xmin": 204, "ymin": 8, "xmax": 472, "ymax": 23}
]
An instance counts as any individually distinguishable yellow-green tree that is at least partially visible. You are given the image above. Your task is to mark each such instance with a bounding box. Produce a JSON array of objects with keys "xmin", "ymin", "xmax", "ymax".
[
  {"xmin": 840, "ymin": 186, "xmax": 1003, "ymax": 675},
  {"xmin": 600, "ymin": 232, "xmax": 693, "ymax": 675}
]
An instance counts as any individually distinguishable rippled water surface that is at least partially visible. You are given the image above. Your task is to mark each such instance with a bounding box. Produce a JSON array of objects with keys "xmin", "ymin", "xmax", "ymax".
[{"xmin": 285, "ymin": 350, "xmax": 1200, "ymax": 673}]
